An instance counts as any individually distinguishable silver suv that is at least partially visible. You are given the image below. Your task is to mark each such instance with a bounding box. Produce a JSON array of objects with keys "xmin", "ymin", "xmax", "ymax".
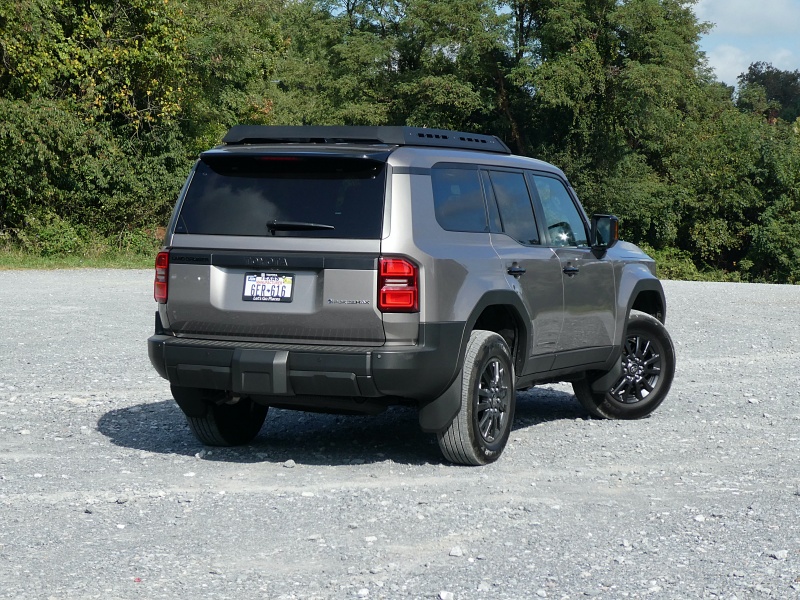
[{"xmin": 148, "ymin": 126, "xmax": 675, "ymax": 465}]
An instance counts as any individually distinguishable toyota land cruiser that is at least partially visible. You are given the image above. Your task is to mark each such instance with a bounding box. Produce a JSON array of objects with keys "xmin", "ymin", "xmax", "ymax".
[{"xmin": 147, "ymin": 126, "xmax": 675, "ymax": 465}]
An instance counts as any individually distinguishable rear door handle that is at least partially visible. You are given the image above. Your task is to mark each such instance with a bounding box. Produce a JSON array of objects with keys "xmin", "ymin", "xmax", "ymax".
[
  {"xmin": 507, "ymin": 265, "xmax": 526, "ymax": 278},
  {"xmin": 562, "ymin": 265, "xmax": 580, "ymax": 276}
]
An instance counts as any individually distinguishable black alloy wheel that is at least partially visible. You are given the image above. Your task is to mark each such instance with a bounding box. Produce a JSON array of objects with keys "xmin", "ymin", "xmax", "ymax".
[
  {"xmin": 474, "ymin": 355, "xmax": 512, "ymax": 444},
  {"xmin": 573, "ymin": 312, "xmax": 675, "ymax": 420}
]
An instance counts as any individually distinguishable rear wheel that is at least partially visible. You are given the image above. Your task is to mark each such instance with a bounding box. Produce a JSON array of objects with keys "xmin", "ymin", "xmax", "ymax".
[
  {"xmin": 573, "ymin": 312, "xmax": 675, "ymax": 420},
  {"xmin": 171, "ymin": 386, "xmax": 268, "ymax": 446},
  {"xmin": 437, "ymin": 330, "xmax": 515, "ymax": 465}
]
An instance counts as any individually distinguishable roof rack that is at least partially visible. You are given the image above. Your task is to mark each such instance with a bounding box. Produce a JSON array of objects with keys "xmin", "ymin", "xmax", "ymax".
[{"xmin": 222, "ymin": 125, "xmax": 512, "ymax": 155}]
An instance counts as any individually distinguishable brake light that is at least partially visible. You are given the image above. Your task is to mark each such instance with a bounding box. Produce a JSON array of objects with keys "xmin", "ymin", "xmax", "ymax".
[
  {"xmin": 378, "ymin": 258, "xmax": 418, "ymax": 313},
  {"xmin": 154, "ymin": 251, "xmax": 169, "ymax": 303}
]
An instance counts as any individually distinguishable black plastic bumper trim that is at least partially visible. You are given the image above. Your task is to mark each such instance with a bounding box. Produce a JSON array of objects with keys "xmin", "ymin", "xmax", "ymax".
[{"xmin": 147, "ymin": 322, "xmax": 465, "ymax": 402}]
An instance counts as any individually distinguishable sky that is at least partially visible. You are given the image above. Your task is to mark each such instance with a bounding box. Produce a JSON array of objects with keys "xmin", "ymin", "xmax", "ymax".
[{"xmin": 693, "ymin": 0, "xmax": 800, "ymax": 86}]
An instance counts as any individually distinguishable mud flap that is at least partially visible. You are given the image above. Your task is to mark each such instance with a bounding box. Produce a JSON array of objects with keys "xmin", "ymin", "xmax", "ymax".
[
  {"xmin": 590, "ymin": 357, "xmax": 623, "ymax": 394},
  {"xmin": 418, "ymin": 369, "xmax": 463, "ymax": 433}
]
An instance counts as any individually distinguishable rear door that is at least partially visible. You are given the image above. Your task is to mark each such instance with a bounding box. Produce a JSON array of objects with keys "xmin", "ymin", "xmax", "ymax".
[{"xmin": 163, "ymin": 151, "xmax": 388, "ymax": 346}]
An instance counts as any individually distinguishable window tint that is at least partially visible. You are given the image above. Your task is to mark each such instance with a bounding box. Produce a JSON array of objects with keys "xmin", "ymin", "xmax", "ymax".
[
  {"xmin": 481, "ymin": 171, "xmax": 503, "ymax": 233},
  {"xmin": 531, "ymin": 175, "xmax": 588, "ymax": 247},
  {"xmin": 431, "ymin": 167, "xmax": 488, "ymax": 233},
  {"xmin": 175, "ymin": 156, "xmax": 386, "ymax": 239},
  {"xmin": 487, "ymin": 171, "xmax": 539, "ymax": 245}
]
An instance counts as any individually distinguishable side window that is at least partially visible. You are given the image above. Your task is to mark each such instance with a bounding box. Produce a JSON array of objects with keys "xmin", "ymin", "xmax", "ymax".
[
  {"xmin": 487, "ymin": 170, "xmax": 540, "ymax": 245},
  {"xmin": 531, "ymin": 175, "xmax": 588, "ymax": 247},
  {"xmin": 480, "ymin": 171, "xmax": 503, "ymax": 233},
  {"xmin": 431, "ymin": 167, "xmax": 488, "ymax": 233}
]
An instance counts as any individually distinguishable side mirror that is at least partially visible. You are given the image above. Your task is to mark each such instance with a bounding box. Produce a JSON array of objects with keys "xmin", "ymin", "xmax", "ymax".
[{"xmin": 590, "ymin": 214, "xmax": 619, "ymax": 252}]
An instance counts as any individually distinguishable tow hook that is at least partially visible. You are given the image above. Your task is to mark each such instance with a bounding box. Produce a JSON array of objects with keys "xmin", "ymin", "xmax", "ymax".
[{"xmin": 223, "ymin": 392, "xmax": 242, "ymax": 405}]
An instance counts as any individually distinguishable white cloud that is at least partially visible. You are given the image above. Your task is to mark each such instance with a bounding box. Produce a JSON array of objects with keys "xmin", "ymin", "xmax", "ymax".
[
  {"xmin": 704, "ymin": 44, "xmax": 799, "ymax": 85},
  {"xmin": 694, "ymin": 0, "xmax": 800, "ymax": 85},
  {"xmin": 695, "ymin": 0, "xmax": 800, "ymax": 37},
  {"xmin": 770, "ymin": 48, "xmax": 797, "ymax": 70},
  {"xmin": 704, "ymin": 44, "xmax": 749, "ymax": 85}
]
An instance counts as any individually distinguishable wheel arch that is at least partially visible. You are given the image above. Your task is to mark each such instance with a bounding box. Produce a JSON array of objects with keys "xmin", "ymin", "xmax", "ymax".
[
  {"xmin": 464, "ymin": 290, "xmax": 531, "ymax": 376},
  {"xmin": 418, "ymin": 290, "xmax": 531, "ymax": 434},
  {"xmin": 618, "ymin": 265, "xmax": 666, "ymax": 333},
  {"xmin": 629, "ymin": 288, "xmax": 666, "ymax": 323}
]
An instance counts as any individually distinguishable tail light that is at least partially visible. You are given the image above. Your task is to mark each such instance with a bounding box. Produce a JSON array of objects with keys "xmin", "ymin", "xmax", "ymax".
[
  {"xmin": 154, "ymin": 251, "xmax": 169, "ymax": 303},
  {"xmin": 378, "ymin": 257, "xmax": 418, "ymax": 313}
]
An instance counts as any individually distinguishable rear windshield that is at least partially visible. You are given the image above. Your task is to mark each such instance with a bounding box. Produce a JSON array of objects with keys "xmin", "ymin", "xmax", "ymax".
[{"xmin": 175, "ymin": 155, "xmax": 386, "ymax": 238}]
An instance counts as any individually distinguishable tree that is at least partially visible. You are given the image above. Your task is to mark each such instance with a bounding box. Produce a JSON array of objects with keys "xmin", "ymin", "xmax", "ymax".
[
  {"xmin": 0, "ymin": 0, "xmax": 287, "ymax": 251},
  {"xmin": 0, "ymin": 0, "xmax": 191, "ymax": 137},
  {"xmin": 2, "ymin": 0, "xmax": 798, "ymax": 281},
  {"xmin": 267, "ymin": 0, "xmax": 397, "ymax": 126},
  {"xmin": 737, "ymin": 62, "xmax": 800, "ymax": 123},
  {"xmin": 182, "ymin": 0, "xmax": 287, "ymax": 153},
  {"xmin": 0, "ymin": 0, "xmax": 192, "ymax": 248}
]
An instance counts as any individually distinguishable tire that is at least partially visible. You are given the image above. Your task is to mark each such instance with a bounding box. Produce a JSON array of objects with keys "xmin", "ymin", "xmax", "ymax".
[
  {"xmin": 171, "ymin": 386, "xmax": 268, "ymax": 446},
  {"xmin": 437, "ymin": 330, "xmax": 516, "ymax": 465},
  {"xmin": 573, "ymin": 312, "xmax": 675, "ymax": 420}
]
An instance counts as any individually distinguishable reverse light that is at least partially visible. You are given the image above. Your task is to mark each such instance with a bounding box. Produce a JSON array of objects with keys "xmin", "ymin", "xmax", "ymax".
[
  {"xmin": 154, "ymin": 251, "xmax": 169, "ymax": 303},
  {"xmin": 378, "ymin": 257, "xmax": 418, "ymax": 313}
]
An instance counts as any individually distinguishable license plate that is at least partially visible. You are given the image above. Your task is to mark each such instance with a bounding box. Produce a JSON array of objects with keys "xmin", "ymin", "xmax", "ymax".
[{"xmin": 242, "ymin": 273, "xmax": 294, "ymax": 302}]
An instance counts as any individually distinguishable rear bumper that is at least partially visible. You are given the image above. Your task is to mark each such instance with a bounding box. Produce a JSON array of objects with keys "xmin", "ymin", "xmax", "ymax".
[{"xmin": 147, "ymin": 321, "xmax": 465, "ymax": 402}]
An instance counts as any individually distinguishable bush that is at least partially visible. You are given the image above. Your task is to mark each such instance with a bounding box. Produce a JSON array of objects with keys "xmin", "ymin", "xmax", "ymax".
[
  {"xmin": 644, "ymin": 245, "xmax": 742, "ymax": 282},
  {"xmin": 0, "ymin": 98, "xmax": 189, "ymax": 250},
  {"xmin": 14, "ymin": 211, "xmax": 87, "ymax": 256}
]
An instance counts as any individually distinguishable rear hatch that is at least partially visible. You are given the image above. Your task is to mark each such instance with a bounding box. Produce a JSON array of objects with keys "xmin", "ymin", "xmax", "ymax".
[{"xmin": 162, "ymin": 148, "xmax": 389, "ymax": 346}]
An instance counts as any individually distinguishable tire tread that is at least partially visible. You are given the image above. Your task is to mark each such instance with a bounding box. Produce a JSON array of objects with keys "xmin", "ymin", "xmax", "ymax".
[{"xmin": 437, "ymin": 330, "xmax": 514, "ymax": 466}]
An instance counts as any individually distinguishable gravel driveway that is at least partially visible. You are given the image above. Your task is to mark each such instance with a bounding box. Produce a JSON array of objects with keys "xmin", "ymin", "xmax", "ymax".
[{"xmin": 0, "ymin": 271, "xmax": 798, "ymax": 599}]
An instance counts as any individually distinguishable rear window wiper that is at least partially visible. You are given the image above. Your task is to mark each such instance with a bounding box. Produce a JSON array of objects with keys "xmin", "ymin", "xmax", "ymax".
[{"xmin": 266, "ymin": 220, "xmax": 335, "ymax": 235}]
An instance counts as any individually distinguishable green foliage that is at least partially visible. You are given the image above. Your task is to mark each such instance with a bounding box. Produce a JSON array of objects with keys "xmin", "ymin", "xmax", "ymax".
[
  {"xmin": 0, "ymin": 0, "xmax": 190, "ymax": 135},
  {"xmin": 0, "ymin": 0, "xmax": 283, "ymax": 255},
  {"xmin": 266, "ymin": 0, "xmax": 396, "ymax": 126},
  {"xmin": 643, "ymin": 245, "xmax": 701, "ymax": 281},
  {"xmin": 742, "ymin": 121, "xmax": 800, "ymax": 283},
  {"xmin": 0, "ymin": 97, "xmax": 188, "ymax": 239},
  {"xmin": 182, "ymin": 0, "xmax": 286, "ymax": 152},
  {"xmin": 737, "ymin": 62, "xmax": 800, "ymax": 123},
  {"xmin": 1, "ymin": 0, "xmax": 799, "ymax": 284},
  {"xmin": 16, "ymin": 210, "xmax": 87, "ymax": 256}
]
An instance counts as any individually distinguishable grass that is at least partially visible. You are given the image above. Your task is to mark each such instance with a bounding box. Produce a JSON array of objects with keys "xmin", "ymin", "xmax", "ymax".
[{"xmin": 0, "ymin": 247, "xmax": 155, "ymax": 270}]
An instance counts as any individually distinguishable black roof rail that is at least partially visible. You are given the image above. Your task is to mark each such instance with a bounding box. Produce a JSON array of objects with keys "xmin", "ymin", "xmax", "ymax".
[{"xmin": 222, "ymin": 125, "xmax": 512, "ymax": 154}]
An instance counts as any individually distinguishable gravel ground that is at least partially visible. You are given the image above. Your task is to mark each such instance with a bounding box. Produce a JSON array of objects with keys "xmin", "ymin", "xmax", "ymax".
[{"xmin": 0, "ymin": 270, "xmax": 798, "ymax": 600}]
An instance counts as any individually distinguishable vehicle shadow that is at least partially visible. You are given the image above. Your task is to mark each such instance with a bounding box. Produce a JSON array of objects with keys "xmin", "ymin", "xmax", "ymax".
[
  {"xmin": 513, "ymin": 385, "xmax": 589, "ymax": 428},
  {"xmin": 96, "ymin": 399, "xmax": 440, "ymax": 466},
  {"xmin": 96, "ymin": 387, "xmax": 588, "ymax": 466}
]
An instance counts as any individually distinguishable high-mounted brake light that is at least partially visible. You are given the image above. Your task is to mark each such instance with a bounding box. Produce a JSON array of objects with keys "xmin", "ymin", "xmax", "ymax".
[
  {"xmin": 154, "ymin": 251, "xmax": 169, "ymax": 303},
  {"xmin": 256, "ymin": 156, "xmax": 302, "ymax": 162},
  {"xmin": 378, "ymin": 258, "xmax": 418, "ymax": 313}
]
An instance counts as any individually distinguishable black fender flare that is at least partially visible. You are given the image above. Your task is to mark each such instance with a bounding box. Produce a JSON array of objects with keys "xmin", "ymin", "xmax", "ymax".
[
  {"xmin": 418, "ymin": 290, "xmax": 532, "ymax": 433},
  {"xmin": 463, "ymin": 289, "xmax": 532, "ymax": 374}
]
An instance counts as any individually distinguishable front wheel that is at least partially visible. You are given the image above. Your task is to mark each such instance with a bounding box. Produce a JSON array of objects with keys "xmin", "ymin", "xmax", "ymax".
[
  {"xmin": 573, "ymin": 312, "xmax": 675, "ymax": 420},
  {"xmin": 437, "ymin": 330, "xmax": 516, "ymax": 465}
]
